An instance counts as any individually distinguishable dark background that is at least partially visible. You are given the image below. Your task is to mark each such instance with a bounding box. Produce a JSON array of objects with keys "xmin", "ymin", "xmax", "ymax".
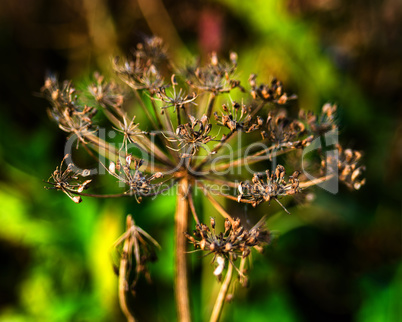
[{"xmin": 0, "ymin": 0, "xmax": 401, "ymax": 321}]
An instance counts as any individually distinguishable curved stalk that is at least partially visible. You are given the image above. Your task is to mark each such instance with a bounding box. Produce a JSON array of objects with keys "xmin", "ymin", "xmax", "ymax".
[
  {"xmin": 209, "ymin": 259, "xmax": 234, "ymax": 322},
  {"xmin": 119, "ymin": 231, "xmax": 136, "ymax": 322},
  {"xmin": 175, "ymin": 178, "xmax": 191, "ymax": 322}
]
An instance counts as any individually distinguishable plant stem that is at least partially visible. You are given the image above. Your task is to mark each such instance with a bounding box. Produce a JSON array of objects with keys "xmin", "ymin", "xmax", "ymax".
[
  {"xmin": 119, "ymin": 226, "xmax": 136, "ymax": 322},
  {"xmin": 175, "ymin": 178, "xmax": 191, "ymax": 322},
  {"xmin": 205, "ymin": 92, "xmax": 216, "ymax": 119},
  {"xmin": 209, "ymin": 259, "xmax": 233, "ymax": 322}
]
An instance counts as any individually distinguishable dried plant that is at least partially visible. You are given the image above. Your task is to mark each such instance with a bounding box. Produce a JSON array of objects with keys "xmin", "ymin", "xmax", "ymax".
[{"xmin": 42, "ymin": 37, "xmax": 364, "ymax": 322}]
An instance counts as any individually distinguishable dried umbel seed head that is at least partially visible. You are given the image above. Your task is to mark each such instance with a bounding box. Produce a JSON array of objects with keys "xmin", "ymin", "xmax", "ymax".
[
  {"xmin": 113, "ymin": 215, "xmax": 160, "ymax": 295},
  {"xmin": 185, "ymin": 52, "xmax": 241, "ymax": 94},
  {"xmin": 214, "ymin": 101, "xmax": 261, "ymax": 133},
  {"xmin": 322, "ymin": 144, "xmax": 366, "ymax": 190},
  {"xmin": 249, "ymin": 74, "xmax": 297, "ymax": 103},
  {"xmin": 88, "ymin": 72, "xmax": 124, "ymax": 107},
  {"xmin": 238, "ymin": 165, "xmax": 300, "ymax": 212},
  {"xmin": 185, "ymin": 216, "xmax": 271, "ymax": 279},
  {"xmin": 153, "ymin": 76, "xmax": 198, "ymax": 111},
  {"xmin": 106, "ymin": 156, "xmax": 164, "ymax": 203},
  {"xmin": 299, "ymin": 103, "xmax": 338, "ymax": 136},
  {"xmin": 112, "ymin": 38, "xmax": 167, "ymax": 94},
  {"xmin": 261, "ymin": 110, "xmax": 309, "ymax": 148},
  {"xmin": 42, "ymin": 77, "xmax": 98, "ymax": 146},
  {"xmin": 165, "ymin": 114, "xmax": 216, "ymax": 157},
  {"xmin": 44, "ymin": 154, "xmax": 92, "ymax": 203}
]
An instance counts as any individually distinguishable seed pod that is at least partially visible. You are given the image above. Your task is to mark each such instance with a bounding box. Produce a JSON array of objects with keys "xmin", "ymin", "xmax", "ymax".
[
  {"xmin": 230, "ymin": 52, "xmax": 238, "ymax": 65},
  {"xmin": 200, "ymin": 239, "xmax": 206, "ymax": 250},
  {"xmin": 210, "ymin": 217, "xmax": 215, "ymax": 229},
  {"xmin": 225, "ymin": 218, "xmax": 231, "ymax": 233},
  {"xmin": 248, "ymin": 74, "xmax": 257, "ymax": 87},
  {"xmin": 126, "ymin": 154, "xmax": 132, "ymax": 167},
  {"xmin": 213, "ymin": 256, "xmax": 225, "ymax": 276},
  {"xmin": 109, "ymin": 161, "xmax": 116, "ymax": 174}
]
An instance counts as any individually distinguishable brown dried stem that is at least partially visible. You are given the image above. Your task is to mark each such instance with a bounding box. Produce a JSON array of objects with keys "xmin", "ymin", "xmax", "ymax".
[
  {"xmin": 119, "ymin": 228, "xmax": 136, "ymax": 322},
  {"xmin": 209, "ymin": 257, "xmax": 234, "ymax": 322},
  {"xmin": 188, "ymin": 189, "xmax": 200, "ymax": 225},
  {"xmin": 175, "ymin": 178, "xmax": 191, "ymax": 322},
  {"xmin": 205, "ymin": 92, "xmax": 216, "ymax": 120},
  {"xmin": 197, "ymin": 182, "xmax": 234, "ymax": 224}
]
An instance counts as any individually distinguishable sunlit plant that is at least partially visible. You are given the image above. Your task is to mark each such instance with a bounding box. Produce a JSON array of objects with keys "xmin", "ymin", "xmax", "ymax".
[{"xmin": 42, "ymin": 37, "xmax": 365, "ymax": 322}]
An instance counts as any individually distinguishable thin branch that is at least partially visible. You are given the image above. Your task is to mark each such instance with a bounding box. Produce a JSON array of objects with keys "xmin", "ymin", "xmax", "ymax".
[
  {"xmin": 209, "ymin": 257, "xmax": 234, "ymax": 322},
  {"xmin": 202, "ymin": 177, "xmax": 238, "ymax": 189},
  {"xmin": 213, "ymin": 145, "xmax": 293, "ymax": 172},
  {"xmin": 205, "ymin": 92, "xmax": 216, "ymax": 120},
  {"xmin": 133, "ymin": 90, "xmax": 159, "ymax": 130},
  {"xmin": 65, "ymin": 180, "xmax": 176, "ymax": 199},
  {"xmin": 119, "ymin": 228, "xmax": 136, "ymax": 322},
  {"xmin": 194, "ymin": 130, "xmax": 235, "ymax": 171},
  {"xmin": 299, "ymin": 174, "xmax": 335, "ymax": 189},
  {"xmin": 249, "ymin": 101, "xmax": 266, "ymax": 118},
  {"xmin": 197, "ymin": 182, "xmax": 234, "ymax": 224},
  {"xmin": 188, "ymin": 189, "xmax": 200, "ymax": 225}
]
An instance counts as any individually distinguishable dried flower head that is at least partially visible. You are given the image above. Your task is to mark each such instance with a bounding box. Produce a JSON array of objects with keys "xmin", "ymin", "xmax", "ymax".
[
  {"xmin": 214, "ymin": 101, "xmax": 262, "ymax": 133},
  {"xmin": 185, "ymin": 51, "xmax": 242, "ymax": 94},
  {"xmin": 41, "ymin": 76, "xmax": 98, "ymax": 147},
  {"xmin": 322, "ymin": 144, "xmax": 366, "ymax": 190},
  {"xmin": 261, "ymin": 110, "xmax": 309, "ymax": 148},
  {"xmin": 185, "ymin": 216, "xmax": 271, "ymax": 280},
  {"xmin": 300, "ymin": 103, "xmax": 338, "ymax": 136},
  {"xmin": 165, "ymin": 114, "xmax": 215, "ymax": 157},
  {"xmin": 89, "ymin": 72, "xmax": 125, "ymax": 107},
  {"xmin": 238, "ymin": 165, "xmax": 301, "ymax": 211},
  {"xmin": 107, "ymin": 156, "xmax": 163, "ymax": 203},
  {"xmin": 44, "ymin": 154, "xmax": 91, "ymax": 203},
  {"xmin": 113, "ymin": 215, "xmax": 160, "ymax": 295},
  {"xmin": 154, "ymin": 75, "xmax": 197, "ymax": 112},
  {"xmin": 249, "ymin": 74, "xmax": 297, "ymax": 104}
]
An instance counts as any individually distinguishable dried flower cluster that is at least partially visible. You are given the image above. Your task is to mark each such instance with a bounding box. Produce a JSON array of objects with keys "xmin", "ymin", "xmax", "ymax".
[
  {"xmin": 185, "ymin": 216, "xmax": 271, "ymax": 280},
  {"xmin": 44, "ymin": 154, "xmax": 91, "ymax": 203},
  {"xmin": 42, "ymin": 36, "xmax": 364, "ymax": 322},
  {"xmin": 114, "ymin": 215, "xmax": 160, "ymax": 296},
  {"xmin": 322, "ymin": 144, "xmax": 366, "ymax": 190},
  {"xmin": 238, "ymin": 165, "xmax": 301, "ymax": 210}
]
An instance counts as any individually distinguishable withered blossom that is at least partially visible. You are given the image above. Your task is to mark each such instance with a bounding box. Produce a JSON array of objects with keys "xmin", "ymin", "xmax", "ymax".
[
  {"xmin": 185, "ymin": 51, "xmax": 242, "ymax": 94},
  {"xmin": 114, "ymin": 115, "xmax": 148, "ymax": 153},
  {"xmin": 89, "ymin": 72, "xmax": 124, "ymax": 107},
  {"xmin": 42, "ymin": 76, "xmax": 98, "ymax": 146},
  {"xmin": 185, "ymin": 216, "xmax": 271, "ymax": 280},
  {"xmin": 249, "ymin": 74, "xmax": 297, "ymax": 104},
  {"xmin": 261, "ymin": 110, "xmax": 312, "ymax": 148},
  {"xmin": 238, "ymin": 165, "xmax": 301, "ymax": 211},
  {"xmin": 165, "ymin": 114, "xmax": 214, "ymax": 157},
  {"xmin": 214, "ymin": 101, "xmax": 263, "ymax": 133},
  {"xmin": 322, "ymin": 144, "xmax": 366, "ymax": 190},
  {"xmin": 300, "ymin": 103, "xmax": 338, "ymax": 136},
  {"xmin": 153, "ymin": 75, "xmax": 197, "ymax": 112},
  {"xmin": 44, "ymin": 154, "xmax": 91, "ymax": 203},
  {"xmin": 107, "ymin": 156, "xmax": 163, "ymax": 203},
  {"xmin": 112, "ymin": 37, "xmax": 169, "ymax": 95},
  {"xmin": 113, "ymin": 58, "xmax": 166, "ymax": 95},
  {"xmin": 113, "ymin": 215, "xmax": 160, "ymax": 296}
]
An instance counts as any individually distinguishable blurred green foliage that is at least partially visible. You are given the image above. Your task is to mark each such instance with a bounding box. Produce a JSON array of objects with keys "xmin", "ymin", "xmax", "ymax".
[{"xmin": 0, "ymin": 0, "xmax": 400, "ymax": 321}]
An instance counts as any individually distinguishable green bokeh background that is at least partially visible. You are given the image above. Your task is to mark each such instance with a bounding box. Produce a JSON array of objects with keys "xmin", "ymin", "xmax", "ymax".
[{"xmin": 0, "ymin": 0, "xmax": 401, "ymax": 321}]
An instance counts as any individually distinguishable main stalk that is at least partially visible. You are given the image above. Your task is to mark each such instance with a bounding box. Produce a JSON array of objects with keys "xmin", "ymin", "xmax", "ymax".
[{"xmin": 175, "ymin": 177, "xmax": 191, "ymax": 322}]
